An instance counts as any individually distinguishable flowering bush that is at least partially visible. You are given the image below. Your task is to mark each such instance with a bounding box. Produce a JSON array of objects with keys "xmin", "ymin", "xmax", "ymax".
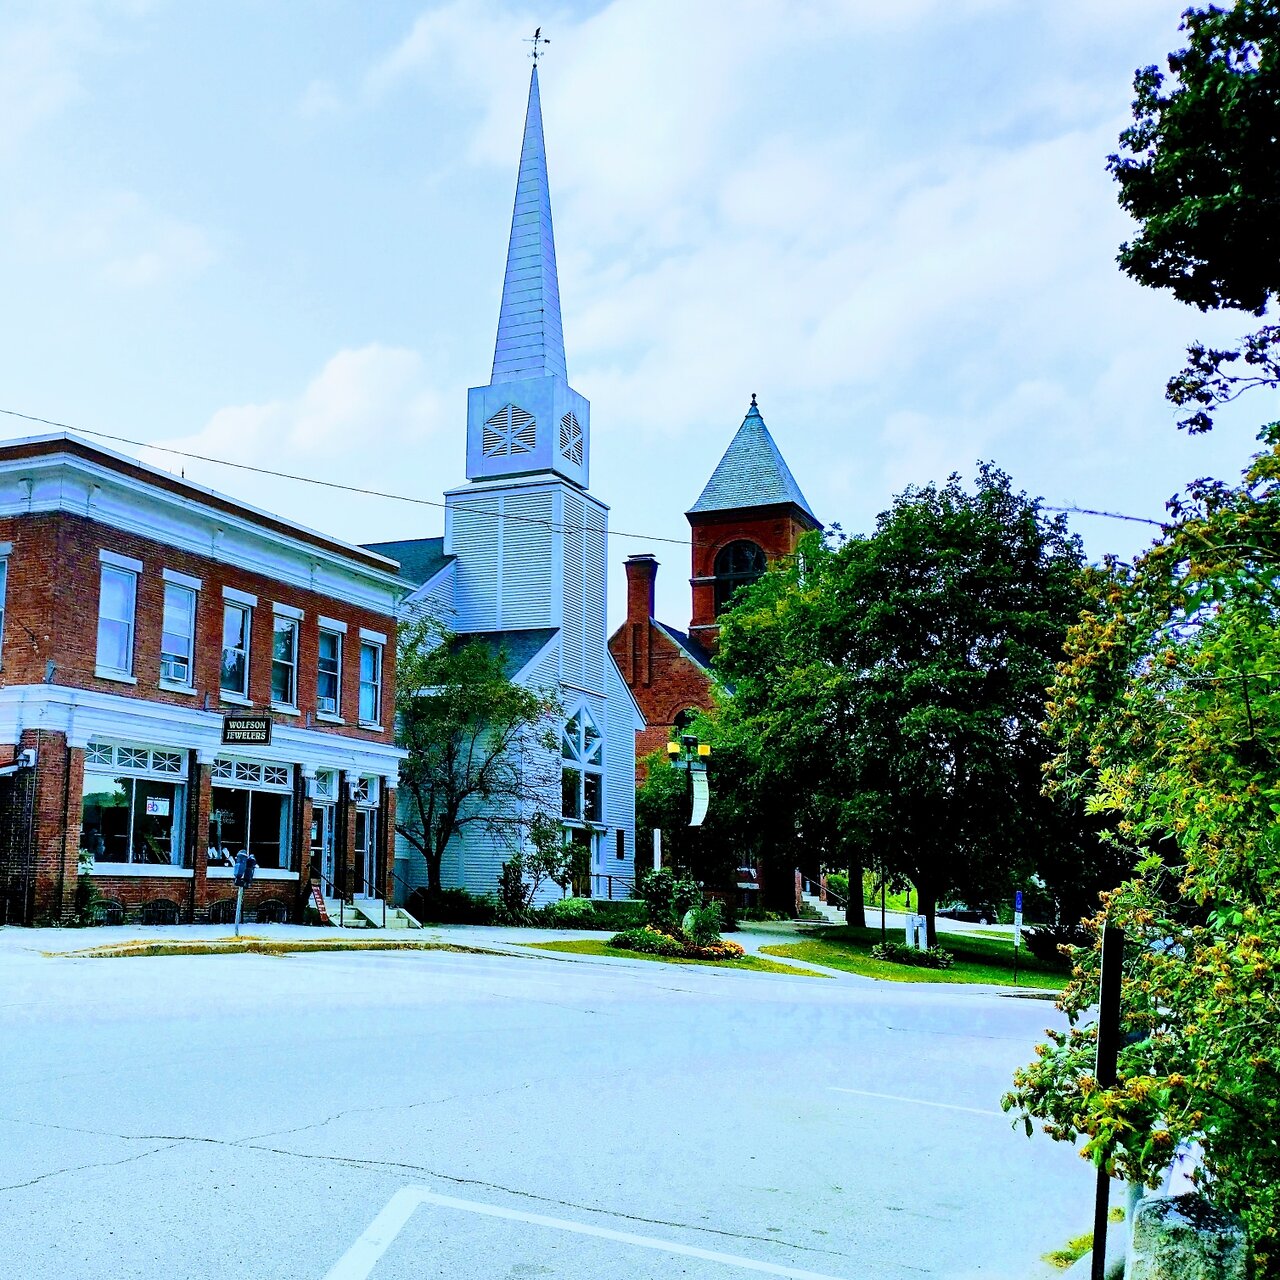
[
  {"xmin": 870, "ymin": 940, "xmax": 955, "ymax": 969},
  {"xmin": 608, "ymin": 925, "xmax": 744, "ymax": 962}
]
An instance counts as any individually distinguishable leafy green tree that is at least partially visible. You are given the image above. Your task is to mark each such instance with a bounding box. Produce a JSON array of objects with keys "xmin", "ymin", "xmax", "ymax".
[
  {"xmin": 1108, "ymin": 2, "xmax": 1280, "ymax": 435},
  {"xmin": 395, "ymin": 617, "xmax": 561, "ymax": 894},
  {"xmin": 1109, "ymin": 0, "xmax": 1280, "ymax": 315},
  {"xmin": 715, "ymin": 466, "xmax": 1094, "ymax": 944},
  {"xmin": 1006, "ymin": 430, "xmax": 1280, "ymax": 1273}
]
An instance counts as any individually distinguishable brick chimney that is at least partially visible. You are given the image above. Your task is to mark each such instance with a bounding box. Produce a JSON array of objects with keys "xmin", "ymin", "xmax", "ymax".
[
  {"xmin": 622, "ymin": 554, "xmax": 658, "ymax": 688},
  {"xmin": 625, "ymin": 553, "xmax": 657, "ymax": 623}
]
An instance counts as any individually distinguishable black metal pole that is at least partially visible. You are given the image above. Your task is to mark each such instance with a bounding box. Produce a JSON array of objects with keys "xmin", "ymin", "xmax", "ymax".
[{"xmin": 1091, "ymin": 925, "xmax": 1125, "ymax": 1280}]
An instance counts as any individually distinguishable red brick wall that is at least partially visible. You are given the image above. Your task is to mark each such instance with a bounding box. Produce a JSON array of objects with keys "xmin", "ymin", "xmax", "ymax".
[
  {"xmin": 687, "ymin": 505, "xmax": 817, "ymax": 653},
  {"xmin": 0, "ymin": 511, "xmax": 396, "ymax": 746}
]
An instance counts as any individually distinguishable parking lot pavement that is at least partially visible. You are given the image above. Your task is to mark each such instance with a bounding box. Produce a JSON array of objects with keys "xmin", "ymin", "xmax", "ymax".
[{"xmin": 0, "ymin": 932, "xmax": 1091, "ymax": 1279}]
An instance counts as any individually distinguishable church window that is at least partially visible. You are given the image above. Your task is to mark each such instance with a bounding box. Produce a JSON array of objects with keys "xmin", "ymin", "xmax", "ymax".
[
  {"xmin": 559, "ymin": 412, "xmax": 583, "ymax": 466},
  {"xmin": 561, "ymin": 706, "xmax": 603, "ymax": 823},
  {"xmin": 673, "ymin": 708, "xmax": 699, "ymax": 734},
  {"xmin": 483, "ymin": 404, "xmax": 538, "ymax": 458},
  {"xmin": 713, "ymin": 540, "xmax": 767, "ymax": 614}
]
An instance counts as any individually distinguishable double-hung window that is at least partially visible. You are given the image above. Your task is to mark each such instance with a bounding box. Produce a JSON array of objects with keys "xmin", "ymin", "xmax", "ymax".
[
  {"xmin": 160, "ymin": 580, "xmax": 197, "ymax": 687},
  {"xmin": 358, "ymin": 637, "xmax": 383, "ymax": 725},
  {"xmin": 221, "ymin": 600, "xmax": 252, "ymax": 698},
  {"xmin": 271, "ymin": 608, "xmax": 301, "ymax": 708},
  {"xmin": 317, "ymin": 628, "xmax": 342, "ymax": 715},
  {"xmin": 96, "ymin": 553, "xmax": 140, "ymax": 677}
]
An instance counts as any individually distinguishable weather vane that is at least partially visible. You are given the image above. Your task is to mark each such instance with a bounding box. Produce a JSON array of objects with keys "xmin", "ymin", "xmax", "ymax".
[{"xmin": 526, "ymin": 26, "xmax": 550, "ymax": 64}]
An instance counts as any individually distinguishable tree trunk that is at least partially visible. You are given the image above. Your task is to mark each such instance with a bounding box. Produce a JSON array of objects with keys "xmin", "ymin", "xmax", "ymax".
[
  {"xmin": 845, "ymin": 856, "xmax": 866, "ymax": 927},
  {"xmin": 915, "ymin": 875, "xmax": 938, "ymax": 948},
  {"xmin": 427, "ymin": 841, "xmax": 444, "ymax": 894}
]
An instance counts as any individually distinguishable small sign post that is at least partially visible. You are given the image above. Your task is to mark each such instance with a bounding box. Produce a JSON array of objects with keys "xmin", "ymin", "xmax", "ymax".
[
  {"xmin": 1013, "ymin": 889, "xmax": 1023, "ymax": 985},
  {"xmin": 232, "ymin": 852, "xmax": 257, "ymax": 937}
]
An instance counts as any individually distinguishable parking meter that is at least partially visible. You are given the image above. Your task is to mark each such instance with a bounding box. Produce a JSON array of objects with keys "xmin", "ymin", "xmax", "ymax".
[{"xmin": 233, "ymin": 853, "xmax": 257, "ymax": 887}]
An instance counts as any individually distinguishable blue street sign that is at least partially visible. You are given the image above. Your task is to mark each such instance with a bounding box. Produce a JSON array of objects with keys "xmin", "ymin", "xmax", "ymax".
[{"xmin": 1015, "ymin": 890, "xmax": 1023, "ymax": 912}]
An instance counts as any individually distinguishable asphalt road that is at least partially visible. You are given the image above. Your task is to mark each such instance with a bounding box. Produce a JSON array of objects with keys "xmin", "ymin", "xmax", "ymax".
[{"xmin": 0, "ymin": 931, "xmax": 1091, "ymax": 1279}]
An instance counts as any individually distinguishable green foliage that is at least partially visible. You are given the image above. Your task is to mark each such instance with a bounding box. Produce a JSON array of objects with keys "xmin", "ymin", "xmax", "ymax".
[
  {"xmin": 70, "ymin": 851, "xmax": 103, "ymax": 927},
  {"xmin": 636, "ymin": 867, "xmax": 701, "ymax": 931},
  {"xmin": 538, "ymin": 896, "xmax": 598, "ymax": 929},
  {"xmin": 584, "ymin": 899, "xmax": 647, "ymax": 930},
  {"xmin": 826, "ymin": 872, "xmax": 849, "ymax": 903},
  {"xmin": 395, "ymin": 617, "xmax": 561, "ymax": 893},
  {"xmin": 714, "ymin": 465, "xmax": 1099, "ymax": 944},
  {"xmin": 609, "ymin": 925, "xmax": 686, "ymax": 957},
  {"xmin": 1006, "ymin": 429, "xmax": 1280, "ymax": 1271},
  {"xmin": 683, "ymin": 901, "xmax": 723, "ymax": 948},
  {"xmin": 869, "ymin": 940, "xmax": 955, "ymax": 970},
  {"xmin": 406, "ymin": 887, "xmax": 497, "ymax": 925},
  {"xmin": 1108, "ymin": 1, "xmax": 1280, "ymax": 315}
]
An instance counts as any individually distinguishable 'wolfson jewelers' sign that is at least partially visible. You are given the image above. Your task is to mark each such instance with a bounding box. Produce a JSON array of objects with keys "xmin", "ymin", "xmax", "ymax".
[{"xmin": 221, "ymin": 713, "xmax": 272, "ymax": 747}]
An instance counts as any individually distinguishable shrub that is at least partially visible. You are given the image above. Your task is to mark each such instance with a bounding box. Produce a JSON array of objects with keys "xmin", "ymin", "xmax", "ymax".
[
  {"xmin": 406, "ymin": 887, "xmax": 497, "ymax": 925},
  {"xmin": 589, "ymin": 899, "xmax": 646, "ymax": 930},
  {"xmin": 636, "ymin": 867, "xmax": 701, "ymax": 930},
  {"xmin": 826, "ymin": 872, "xmax": 850, "ymax": 903},
  {"xmin": 1023, "ymin": 923, "xmax": 1086, "ymax": 969},
  {"xmin": 608, "ymin": 924, "xmax": 745, "ymax": 962},
  {"xmin": 539, "ymin": 897, "xmax": 598, "ymax": 929},
  {"xmin": 684, "ymin": 902, "xmax": 723, "ymax": 947},
  {"xmin": 609, "ymin": 926, "xmax": 686, "ymax": 957},
  {"xmin": 870, "ymin": 940, "xmax": 955, "ymax": 969}
]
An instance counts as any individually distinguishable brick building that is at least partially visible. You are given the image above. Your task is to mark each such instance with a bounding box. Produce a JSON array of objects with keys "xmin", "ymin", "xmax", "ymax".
[
  {"xmin": 0, "ymin": 434, "xmax": 405, "ymax": 926},
  {"xmin": 609, "ymin": 395, "xmax": 821, "ymax": 769}
]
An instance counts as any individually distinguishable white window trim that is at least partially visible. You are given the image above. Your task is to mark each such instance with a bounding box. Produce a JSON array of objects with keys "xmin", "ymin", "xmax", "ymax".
[
  {"xmin": 223, "ymin": 586, "xmax": 258, "ymax": 607},
  {"xmin": 358, "ymin": 638, "xmax": 383, "ymax": 727},
  {"xmin": 317, "ymin": 616, "xmax": 347, "ymax": 634},
  {"xmin": 220, "ymin": 599, "xmax": 252, "ymax": 699},
  {"xmin": 317, "ymin": 627, "xmax": 343, "ymax": 717},
  {"xmin": 359, "ymin": 627, "xmax": 387, "ymax": 645},
  {"xmin": 316, "ymin": 711, "xmax": 345, "ymax": 725},
  {"xmin": 159, "ymin": 680, "xmax": 199, "ymax": 697},
  {"xmin": 160, "ymin": 581, "xmax": 198, "ymax": 690},
  {"xmin": 271, "ymin": 615, "xmax": 299, "ymax": 708},
  {"xmin": 96, "ymin": 563, "xmax": 138, "ymax": 678},
  {"xmin": 99, "ymin": 548, "xmax": 143, "ymax": 573},
  {"xmin": 273, "ymin": 602, "xmax": 304, "ymax": 621},
  {"xmin": 90, "ymin": 865, "xmax": 194, "ymax": 879}
]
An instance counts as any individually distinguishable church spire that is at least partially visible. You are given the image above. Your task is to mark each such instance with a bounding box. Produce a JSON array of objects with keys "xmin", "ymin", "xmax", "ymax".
[{"xmin": 491, "ymin": 66, "xmax": 567, "ymax": 384}]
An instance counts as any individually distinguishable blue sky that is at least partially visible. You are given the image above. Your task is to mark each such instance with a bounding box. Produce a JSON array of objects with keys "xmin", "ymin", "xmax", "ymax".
[{"xmin": 2, "ymin": 0, "xmax": 1274, "ymax": 629}]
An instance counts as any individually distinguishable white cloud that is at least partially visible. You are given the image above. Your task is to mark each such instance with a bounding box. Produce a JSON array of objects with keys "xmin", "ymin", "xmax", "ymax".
[
  {"xmin": 13, "ymin": 190, "xmax": 214, "ymax": 287},
  {"xmin": 138, "ymin": 346, "xmax": 453, "ymax": 541}
]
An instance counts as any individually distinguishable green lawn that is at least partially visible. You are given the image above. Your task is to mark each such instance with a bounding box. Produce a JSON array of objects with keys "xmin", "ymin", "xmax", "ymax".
[
  {"xmin": 759, "ymin": 925, "xmax": 1067, "ymax": 989},
  {"xmin": 523, "ymin": 937, "xmax": 826, "ymax": 977}
]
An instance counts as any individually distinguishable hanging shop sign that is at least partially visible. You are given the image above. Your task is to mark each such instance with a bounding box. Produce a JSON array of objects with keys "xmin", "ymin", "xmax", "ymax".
[{"xmin": 222, "ymin": 713, "xmax": 272, "ymax": 747}]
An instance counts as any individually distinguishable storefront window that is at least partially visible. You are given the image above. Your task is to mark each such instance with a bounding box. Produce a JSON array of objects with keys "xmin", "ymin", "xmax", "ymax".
[
  {"xmin": 208, "ymin": 757, "xmax": 294, "ymax": 872},
  {"xmin": 81, "ymin": 770, "xmax": 186, "ymax": 866}
]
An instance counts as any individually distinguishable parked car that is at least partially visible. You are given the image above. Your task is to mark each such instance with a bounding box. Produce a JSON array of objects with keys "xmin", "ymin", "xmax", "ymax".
[{"xmin": 938, "ymin": 901, "xmax": 999, "ymax": 925}]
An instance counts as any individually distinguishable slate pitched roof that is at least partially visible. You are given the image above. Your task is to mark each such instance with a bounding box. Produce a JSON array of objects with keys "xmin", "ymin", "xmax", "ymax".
[
  {"xmin": 455, "ymin": 628, "xmax": 558, "ymax": 680},
  {"xmin": 654, "ymin": 621, "xmax": 713, "ymax": 671},
  {"xmin": 687, "ymin": 397, "xmax": 818, "ymax": 523},
  {"xmin": 361, "ymin": 537, "xmax": 453, "ymax": 588}
]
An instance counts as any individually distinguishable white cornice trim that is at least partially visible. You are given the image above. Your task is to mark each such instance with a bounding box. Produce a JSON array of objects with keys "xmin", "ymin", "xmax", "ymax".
[{"xmin": 0, "ymin": 685, "xmax": 404, "ymax": 782}]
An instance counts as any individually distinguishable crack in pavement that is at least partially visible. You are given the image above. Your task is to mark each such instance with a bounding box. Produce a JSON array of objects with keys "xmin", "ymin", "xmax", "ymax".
[
  {"xmin": 0, "ymin": 1121, "xmax": 851, "ymax": 1263},
  {"xmin": 0, "ymin": 1141, "xmax": 180, "ymax": 1192}
]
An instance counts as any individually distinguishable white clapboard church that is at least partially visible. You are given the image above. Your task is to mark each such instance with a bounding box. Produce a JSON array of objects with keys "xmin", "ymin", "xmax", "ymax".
[{"xmin": 368, "ymin": 66, "xmax": 642, "ymax": 903}]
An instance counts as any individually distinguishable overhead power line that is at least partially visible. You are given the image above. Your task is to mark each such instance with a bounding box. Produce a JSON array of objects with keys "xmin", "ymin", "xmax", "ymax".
[
  {"xmin": 0, "ymin": 406, "xmax": 692, "ymax": 547},
  {"xmin": 0, "ymin": 405, "xmax": 1169, "ymax": 542}
]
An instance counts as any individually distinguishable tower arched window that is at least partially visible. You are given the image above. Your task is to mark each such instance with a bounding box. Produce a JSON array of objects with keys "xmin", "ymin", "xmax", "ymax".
[{"xmin": 713, "ymin": 540, "xmax": 767, "ymax": 614}]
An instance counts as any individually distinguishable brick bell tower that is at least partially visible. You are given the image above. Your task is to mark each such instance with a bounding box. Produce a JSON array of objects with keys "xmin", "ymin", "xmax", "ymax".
[{"xmin": 686, "ymin": 395, "xmax": 821, "ymax": 654}]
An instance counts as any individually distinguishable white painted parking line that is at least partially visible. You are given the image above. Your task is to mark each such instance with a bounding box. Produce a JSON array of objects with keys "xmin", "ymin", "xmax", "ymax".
[
  {"xmin": 829, "ymin": 1086, "xmax": 1003, "ymax": 1117},
  {"xmin": 323, "ymin": 1187, "xmax": 854, "ymax": 1280}
]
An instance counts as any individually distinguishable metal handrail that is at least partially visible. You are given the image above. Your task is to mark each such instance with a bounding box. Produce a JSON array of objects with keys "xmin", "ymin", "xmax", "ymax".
[{"xmin": 311, "ymin": 866, "xmax": 346, "ymax": 929}]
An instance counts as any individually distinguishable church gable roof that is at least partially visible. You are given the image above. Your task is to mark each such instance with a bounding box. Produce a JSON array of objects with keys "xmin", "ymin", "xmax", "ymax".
[
  {"xmin": 687, "ymin": 397, "xmax": 817, "ymax": 523},
  {"xmin": 455, "ymin": 628, "xmax": 558, "ymax": 681},
  {"xmin": 361, "ymin": 536, "xmax": 453, "ymax": 588},
  {"xmin": 653, "ymin": 621, "xmax": 714, "ymax": 672}
]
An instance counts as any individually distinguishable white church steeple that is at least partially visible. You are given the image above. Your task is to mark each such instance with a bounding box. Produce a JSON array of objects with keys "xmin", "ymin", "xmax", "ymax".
[{"xmin": 465, "ymin": 66, "xmax": 589, "ymax": 488}]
